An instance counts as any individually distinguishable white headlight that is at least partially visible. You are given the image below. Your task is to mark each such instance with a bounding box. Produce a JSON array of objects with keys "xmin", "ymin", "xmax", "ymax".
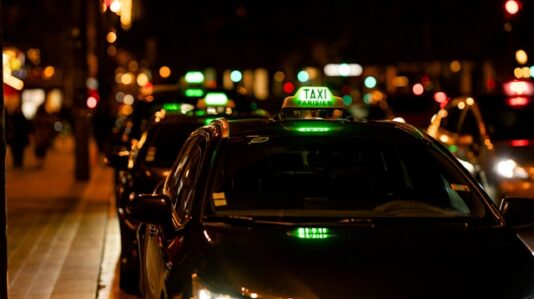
[{"xmin": 495, "ymin": 159, "xmax": 529, "ymax": 179}]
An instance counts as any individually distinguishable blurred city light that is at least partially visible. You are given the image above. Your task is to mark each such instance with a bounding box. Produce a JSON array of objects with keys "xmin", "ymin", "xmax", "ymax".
[
  {"xmin": 324, "ymin": 63, "xmax": 363, "ymax": 77},
  {"xmin": 86, "ymin": 77, "xmax": 98, "ymax": 89},
  {"xmin": 297, "ymin": 70, "xmax": 309, "ymax": 82},
  {"xmin": 123, "ymin": 94, "xmax": 134, "ymax": 105},
  {"xmin": 86, "ymin": 96, "xmax": 98, "ymax": 109},
  {"xmin": 185, "ymin": 71, "xmax": 204, "ymax": 83},
  {"xmin": 283, "ymin": 82, "xmax": 295, "ymax": 94},
  {"xmin": 136, "ymin": 73, "xmax": 149, "ymax": 86},
  {"xmin": 412, "ymin": 83, "xmax": 424, "ymax": 95},
  {"xmin": 434, "ymin": 91, "xmax": 448, "ymax": 103},
  {"xmin": 450, "ymin": 60, "xmax": 462, "ymax": 72},
  {"xmin": 507, "ymin": 96, "xmax": 530, "ymax": 107},
  {"xmin": 392, "ymin": 76, "xmax": 409, "ymax": 87},
  {"xmin": 43, "ymin": 66, "xmax": 55, "ymax": 79},
  {"xmin": 159, "ymin": 66, "xmax": 171, "ymax": 78},
  {"xmin": 274, "ymin": 71, "xmax": 285, "ymax": 82},
  {"xmin": 364, "ymin": 76, "xmax": 377, "ymax": 88},
  {"xmin": 110, "ymin": 0, "xmax": 121, "ymax": 13},
  {"xmin": 342, "ymin": 95, "xmax": 352, "ymax": 105},
  {"xmin": 505, "ymin": 0, "xmax": 521, "ymax": 15},
  {"xmin": 185, "ymin": 88, "xmax": 204, "ymax": 97},
  {"xmin": 504, "ymin": 80, "xmax": 534, "ymax": 96},
  {"xmin": 516, "ymin": 49, "xmax": 528, "ymax": 65},
  {"xmin": 120, "ymin": 73, "xmax": 134, "ymax": 85},
  {"xmin": 230, "ymin": 70, "xmax": 242, "ymax": 82},
  {"xmin": 106, "ymin": 32, "xmax": 117, "ymax": 43}
]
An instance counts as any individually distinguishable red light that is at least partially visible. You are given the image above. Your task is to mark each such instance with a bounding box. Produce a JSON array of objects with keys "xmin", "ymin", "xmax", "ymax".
[
  {"xmin": 507, "ymin": 96, "xmax": 530, "ymax": 107},
  {"xmin": 511, "ymin": 139, "xmax": 530, "ymax": 147},
  {"xmin": 486, "ymin": 79, "xmax": 496, "ymax": 90},
  {"xmin": 283, "ymin": 82, "xmax": 295, "ymax": 94},
  {"xmin": 505, "ymin": 0, "xmax": 521, "ymax": 15},
  {"xmin": 86, "ymin": 96, "xmax": 98, "ymax": 109},
  {"xmin": 434, "ymin": 91, "xmax": 447, "ymax": 103},
  {"xmin": 412, "ymin": 83, "xmax": 424, "ymax": 95}
]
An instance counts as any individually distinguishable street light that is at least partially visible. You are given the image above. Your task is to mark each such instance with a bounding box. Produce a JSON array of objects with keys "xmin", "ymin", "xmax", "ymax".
[{"xmin": 504, "ymin": 0, "xmax": 521, "ymax": 15}]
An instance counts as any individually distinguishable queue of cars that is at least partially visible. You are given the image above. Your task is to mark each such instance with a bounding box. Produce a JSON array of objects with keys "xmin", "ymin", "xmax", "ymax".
[
  {"xmin": 107, "ymin": 85, "xmax": 534, "ymax": 298},
  {"xmin": 106, "ymin": 90, "xmax": 268, "ymax": 293}
]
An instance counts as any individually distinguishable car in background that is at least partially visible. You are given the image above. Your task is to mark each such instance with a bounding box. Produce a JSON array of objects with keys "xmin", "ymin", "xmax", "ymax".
[
  {"xmin": 129, "ymin": 86, "xmax": 534, "ymax": 299},
  {"xmin": 427, "ymin": 81, "xmax": 534, "ymax": 202},
  {"xmin": 107, "ymin": 91, "xmax": 269, "ymax": 293}
]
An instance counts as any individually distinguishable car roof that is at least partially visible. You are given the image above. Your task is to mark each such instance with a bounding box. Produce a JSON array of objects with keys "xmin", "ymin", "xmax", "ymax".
[{"xmin": 210, "ymin": 118, "xmax": 430, "ymax": 142}]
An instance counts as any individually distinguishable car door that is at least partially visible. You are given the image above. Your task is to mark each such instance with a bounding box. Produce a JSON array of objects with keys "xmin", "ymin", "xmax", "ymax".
[{"xmin": 140, "ymin": 135, "xmax": 207, "ymax": 298}]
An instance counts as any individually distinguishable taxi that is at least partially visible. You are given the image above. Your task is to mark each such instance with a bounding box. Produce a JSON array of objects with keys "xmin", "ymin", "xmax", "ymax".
[
  {"xmin": 129, "ymin": 87, "xmax": 534, "ymax": 299},
  {"xmin": 427, "ymin": 83, "xmax": 534, "ymax": 202}
]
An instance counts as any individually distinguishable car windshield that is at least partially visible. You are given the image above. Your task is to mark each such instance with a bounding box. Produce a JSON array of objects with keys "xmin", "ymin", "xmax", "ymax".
[
  {"xmin": 209, "ymin": 135, "xmax": 487, "ymax": 219},
  {"xmin": 141, "ymin": 122, "xmax": 202, "ymax": 167},
  {"xmin": 478, "ymin": 95, "xmax": 534, "ymax": 141}
]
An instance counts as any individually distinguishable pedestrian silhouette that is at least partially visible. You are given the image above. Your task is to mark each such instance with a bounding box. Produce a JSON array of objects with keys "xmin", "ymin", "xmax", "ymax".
[{"xmin": 6, "ymin": 104, "xmax": 31, "ymax": 168}]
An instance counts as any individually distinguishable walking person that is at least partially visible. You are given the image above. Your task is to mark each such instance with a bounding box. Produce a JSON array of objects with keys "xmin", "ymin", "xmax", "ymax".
[{"xmin": 6, "ymin": 104, "xmax": 31, "ymax": 168}]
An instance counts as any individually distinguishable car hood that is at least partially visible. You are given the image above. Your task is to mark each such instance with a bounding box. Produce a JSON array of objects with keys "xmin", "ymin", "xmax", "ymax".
[{"xmin": 189, "ymin": 222, "xmax": 534, "ymax": 299}]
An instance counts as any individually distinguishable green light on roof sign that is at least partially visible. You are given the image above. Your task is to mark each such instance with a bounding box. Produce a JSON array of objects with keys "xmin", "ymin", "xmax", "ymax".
[
  {"xmin": 294, "ymin": 87, "xmax": 333, "ymax": 107},
  {"xmin": 205, "ymin": 92, "xmax": 228, "ymax": 106},
  {"xmin": 185, "ymin": 88, "xmax": 204, "ymax": 97},
  {"xmin": 185, "ymin": 71, "xmax": 205, "ymax": 83},
  {"xmin": 294, "ymin": 227, "xmax": 330, "ymax": 239},
  {"xmin": 162, "ymin": 103, "xmax": 180, "ymax": 111}
]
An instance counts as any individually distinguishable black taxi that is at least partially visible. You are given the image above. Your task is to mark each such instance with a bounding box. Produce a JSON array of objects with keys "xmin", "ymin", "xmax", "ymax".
[{"xmin": 129, "ymin": 86, "xmax": 534, "ymax": 299}]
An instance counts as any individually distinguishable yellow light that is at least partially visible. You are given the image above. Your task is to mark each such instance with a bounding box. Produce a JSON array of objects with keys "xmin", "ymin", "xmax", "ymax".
[
  {"xmin": 120, "ymin": 0, "xmax": 132, "ymax": 30},
  {"xmin": 115, "ymin": 72, "xmax": 123, "ymax": 84},
  {"xmin": 110, "ymin": 0, "xmax": 121, "ymax": 13},
  {"xmin": 466, "ymin": 97, "xmax": 474, "ymax": 105},
  {"xmin": 121, "ymin": 73, "xmax": 134, "ymax": 85},
  {"xmin": 392, "ymin": 76, "xmax": 409, "ymax": 87},
  {"xmin": 522, "ymin": 67, "xmax": 530, "ymax": 78},
  {"xmin": 514, "ymin": 67, "xmax": 523, "ymax": 79},
  {"xmin": 450, "ymin": 60, "xmax": 461, "ymax": 73},
  {"xmin": 274, "ymin": 71, "xmax": 285, "ymax": 82},
  {"xmin": 137, "ymin": 73, "xmax": 149, "ymax": 86},
  {"xmin": 43, "ymin": 66, "xmax": 55, "ymax": 79},
  {"xmin": 439, "ymin": 135, "xmax": 450, "ymax": 143},
  {"xmin": 516, "ymin": 49, "xmax": 528, "ymax": 65},
  {"xmin": 458, "ymin": 101, "xmax": 466, "ymax": 110},
  {"xmin": 159, "ymin": 66, "xmax": 171, "ymax": 78},
  {"xmin": 106, "ymin": 32, "xmax": 117, "ymax": 43},
  {"xmin": 3, "ymin": 74, "xmax": 24, "ymax": 90},
  {"xmin": 128, "ymin": 61, "xmax": 139, "ymax": 72}
]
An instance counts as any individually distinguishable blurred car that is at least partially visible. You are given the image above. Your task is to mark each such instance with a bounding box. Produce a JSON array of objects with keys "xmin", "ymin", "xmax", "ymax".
[
  {"xmin": 129, "ymin": 86, "xmax": 534, "ymax": 299},
  {"xmin": 427, "ymin": 84, "xmax": 534, "ymax": 202}
]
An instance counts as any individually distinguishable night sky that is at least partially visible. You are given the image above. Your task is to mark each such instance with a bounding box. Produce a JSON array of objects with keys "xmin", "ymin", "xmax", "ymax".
[{"xmin": 2, "ymin": 0, "xmax": 533, "ymax": 69}]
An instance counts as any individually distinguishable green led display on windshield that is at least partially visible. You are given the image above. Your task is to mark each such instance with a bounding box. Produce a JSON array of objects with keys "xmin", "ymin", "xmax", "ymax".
[
  {"xmin": 294, "ymin": 86, "xmax": 333, "ymax": 107},
  {"xmin": 185, "ymin": 88, "xmax": 204, "ymax": 97},
  {"xmin": 296, "ymin": 127, "xmax": 331, "ymax": 132},
  {"xmin": 294, "ymin": 227, "xmax": 330, "ymax": 239}
]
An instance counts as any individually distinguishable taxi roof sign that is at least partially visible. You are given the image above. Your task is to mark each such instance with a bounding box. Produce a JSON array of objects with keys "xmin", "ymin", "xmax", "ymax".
[
  {"xmin": 282, "ymin": 86, "xmax": 344, "ymax": 109},
  {"xmin": 204, "ymin": 92, "xmax": 228, "ymax": 106}
]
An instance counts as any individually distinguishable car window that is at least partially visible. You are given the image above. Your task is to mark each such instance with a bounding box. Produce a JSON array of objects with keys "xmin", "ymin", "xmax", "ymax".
[
  {"xmin": 440, "ymin": 106, "xmax": 464, "ymax": 134},
  {"xmin": 209, "ymin": 136, "xmax": 487, "ymax": 219},
  {"xmin": 165, "ymin": 136, "xmax": 206, "ymax": 224},
  {"xmin": 459, "ymin": 108, "xmax": 481, "ymax": 142},
  {"xmin": 141, "ymin": 122, "xmax": 201, "ymax": 168}
]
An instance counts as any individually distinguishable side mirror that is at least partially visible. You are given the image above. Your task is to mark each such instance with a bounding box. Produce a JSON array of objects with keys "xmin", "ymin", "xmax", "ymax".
[
  {"xmin": 500, "ymin": 197, "xmax": 534, "ymax": 228},
  {"xmin": 104, "ymin": 148, "xmax": 130, "ymax": 169},
  {"xmin": 127, "ymin": 193, "xmax": 177, "ymax": 228}
]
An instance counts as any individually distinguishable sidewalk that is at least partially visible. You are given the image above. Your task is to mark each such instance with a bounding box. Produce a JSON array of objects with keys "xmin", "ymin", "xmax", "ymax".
[{"xmin": 5, "ymin": 135, "xmax": 124, "ymax": 299}]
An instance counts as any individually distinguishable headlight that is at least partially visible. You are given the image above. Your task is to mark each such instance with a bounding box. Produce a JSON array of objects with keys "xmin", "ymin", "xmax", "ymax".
[
  {"xmin": 192, "ymin": 274, "xmax": 241, "ymax": 299},
  {"xmin": 457, "ymin": 158, "xmax": 476, "ymax": 175},
  {"xmin": 495, "ymin": 159, "xmax": 529, "ymax": 179}
]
